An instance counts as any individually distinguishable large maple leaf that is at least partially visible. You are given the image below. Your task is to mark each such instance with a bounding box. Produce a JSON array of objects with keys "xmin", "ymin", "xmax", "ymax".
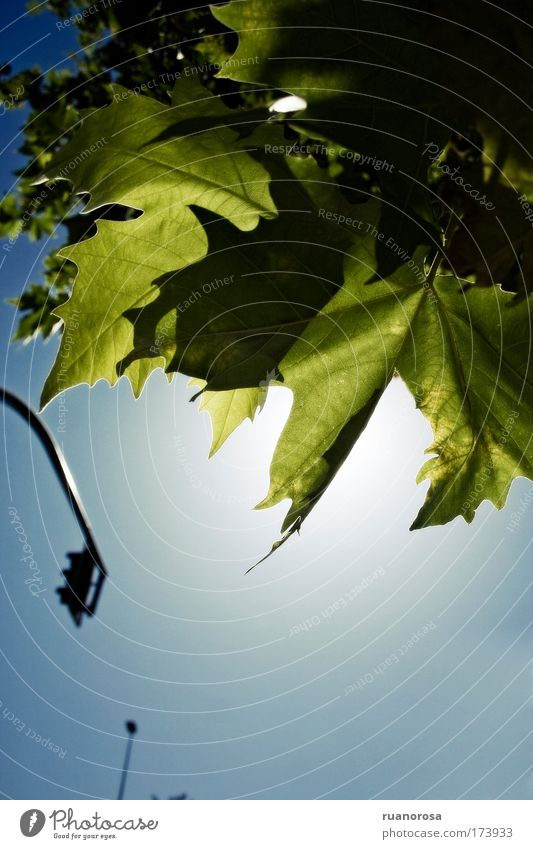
[
  {"xmin": 258, "ymin": 261, "xmax": 533, "ymax": 550},
  {"xmin": 40, "ymin": 76, "xmax": 277, "ymax": 406}
]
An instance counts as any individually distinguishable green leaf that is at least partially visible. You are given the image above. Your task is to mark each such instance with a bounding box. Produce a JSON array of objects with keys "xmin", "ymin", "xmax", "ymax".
[
  {"xmin": 40, "ymin": 76, "xmax": 277, "ymax": 407},
  {"xmin": 190, "ymin": 379, "xmax": 263, "ymax": 456},
  {"xmin": 254, "ymin": 241, "xmax": 426, "ymax": 535},
  {"xmin": 400, "ymin": 282, "xmax": 533, "ymax": 528},
  {"xmin": 257, "ymin": 265, "xmax": 532, "ymax": 547}
]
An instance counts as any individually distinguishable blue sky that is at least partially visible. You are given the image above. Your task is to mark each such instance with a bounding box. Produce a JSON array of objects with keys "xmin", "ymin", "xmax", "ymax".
[{"xmin": 0, "ymin": 0, "xmax": 531, "ymax": 800}]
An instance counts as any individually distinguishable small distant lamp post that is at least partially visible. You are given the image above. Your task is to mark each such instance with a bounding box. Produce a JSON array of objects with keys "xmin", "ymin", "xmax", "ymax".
[{"xmin": 118, "ymin": 720, "xmax": 138, "ymax": 800}]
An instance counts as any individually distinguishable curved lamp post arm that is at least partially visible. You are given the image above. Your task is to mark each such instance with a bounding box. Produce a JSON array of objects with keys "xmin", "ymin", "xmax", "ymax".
[{"xmin": 2, "ymin": 387, "xmax": 107, "ymax": 623}]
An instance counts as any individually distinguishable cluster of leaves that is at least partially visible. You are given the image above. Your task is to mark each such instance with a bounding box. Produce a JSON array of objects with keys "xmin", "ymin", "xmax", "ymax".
[
  {"xmin": 4, "ymin": 0, "xmax": 533, "ymax": 555},
  {"xmin": 2, "ymin": 0, "xmax": 241, "ymax": 339}
]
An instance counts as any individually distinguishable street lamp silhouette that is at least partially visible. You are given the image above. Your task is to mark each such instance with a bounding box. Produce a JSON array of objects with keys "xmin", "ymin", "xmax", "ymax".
[
  {"xmin": 2, "ymin": 387, "xmax": 107, "ymax": 625},
  {"xmin": 57, "ymin": 548, "xmax": 106, "ymax": 626},
  {"xmin": 118, "ymin": 721, "xmax": 138, "ymax": 800}
]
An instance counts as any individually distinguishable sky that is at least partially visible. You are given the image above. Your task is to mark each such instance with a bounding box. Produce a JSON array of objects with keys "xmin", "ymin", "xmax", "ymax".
[{"xmin": 0, "ymin": 0, "xmax": 531, "ymax": 801}]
